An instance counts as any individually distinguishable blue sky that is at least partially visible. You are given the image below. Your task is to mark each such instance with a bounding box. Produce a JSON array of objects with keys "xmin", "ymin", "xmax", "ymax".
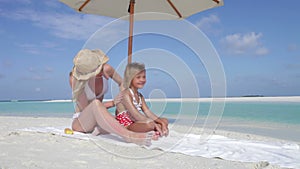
[{"xmin": 0, "ymin": 0, "xmax": 299, "ymax": 100}]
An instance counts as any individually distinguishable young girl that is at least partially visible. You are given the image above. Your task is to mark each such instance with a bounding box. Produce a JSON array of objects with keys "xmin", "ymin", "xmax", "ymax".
[{"xmin": 116, "ymin": 62, "xmax": 169, "ymax": 137}]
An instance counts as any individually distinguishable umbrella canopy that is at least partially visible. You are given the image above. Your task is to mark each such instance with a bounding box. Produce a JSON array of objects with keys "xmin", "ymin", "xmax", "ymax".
[{"xmin": 60, "ymin": 0, "xmax": 224, "ymax": 63}]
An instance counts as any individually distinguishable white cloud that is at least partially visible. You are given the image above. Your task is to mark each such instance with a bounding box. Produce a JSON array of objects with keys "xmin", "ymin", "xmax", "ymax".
[
  {"xmin": 21, "ymin": 75, "xmax": 49, "ymax": 81},
  {"xmin": 194, "ymin": 14, "xmax": 221, "ymax": 35},
  {"xmin": 44, "ymin": 0, "xmax": 61, "ymax": 8},
  {"xmin": 17, "ymin": 43, "xmax": 41, "ymax": 55},
  {"xmin": 285, "ymin": 63, "xmax": 300, "ymax": 70},
  {"xmin": 221, "ymin": 32, "xmax": 269, "ymax": 56},
  {"xmin": 1, "ymin": 60, "xmax": 13, "ymax": 68},
  {"xmin": 0, "ymin": 5, "xmax": 114, "ymax": 40},
  {"xmin": 35, "ymin": 87, "xmax": 41, "ymax": 92},
  {"xmin": 28, "ymin": 67, "xmax": 37, "ymax": 72},
  {"xmin": 45, "ymin": 67, "xmax": 53, "ymax": 72},
  {"xmin": 255, "ymin": 47, "xmax": 269, "ymax": 56},
  {"xmin": 40, "ymin": 13, "xmax": 111, "ymax": 40},
  {"xmin": 40, "ymin": 41, "xmax": 58, "ymax": 49},
  {"xmin": 16, "ymin": 41, "xmax": 63, "ymax": 55},
  {"xmin": 0, "ymin": 0, "xmax": 31, "ymax": 4},
  {"xmin": 287, "ymin": 44, "xmax": 298, "ymax": 52},
  {"xmin": 24, "ymin": 67, "xmax": 52, "ymax": 80}
]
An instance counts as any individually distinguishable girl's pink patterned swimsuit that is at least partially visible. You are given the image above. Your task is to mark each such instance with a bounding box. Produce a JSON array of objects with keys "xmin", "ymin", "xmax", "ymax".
[
  {"xmin": 116, "ymin": 111, "xmax": 133, "ymax": 127},
  {"xmin": 116, "ymin": 88, "xmax": 142, "ymax": 127}
]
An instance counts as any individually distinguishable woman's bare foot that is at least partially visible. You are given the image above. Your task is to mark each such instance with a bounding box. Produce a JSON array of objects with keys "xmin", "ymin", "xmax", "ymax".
[{"xmin": 125, "ymin": 131, "xmax": 158, "ymax": 146}]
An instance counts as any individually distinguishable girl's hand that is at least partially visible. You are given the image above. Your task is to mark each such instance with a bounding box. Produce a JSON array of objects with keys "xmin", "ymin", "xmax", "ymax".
[
  {"xmin": 158, "ymin": 118, "xmax": 169, "ymax": 137},
  {"xmin": 154, "ymin": 123, "xmax": 163, "ymax": 137},
  {"xmin": 161, "ymin": 124, "xmax": 169, "ymax": 137}
]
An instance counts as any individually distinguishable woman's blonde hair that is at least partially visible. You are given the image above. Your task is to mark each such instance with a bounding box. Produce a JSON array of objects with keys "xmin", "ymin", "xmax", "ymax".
[
  {"xmin": 71, "ymin": 67, "xmax": 88, "ymax": 102},
  {"xmin": 123, "ymin": 62, "xmax": 145, "ymax": 89}
]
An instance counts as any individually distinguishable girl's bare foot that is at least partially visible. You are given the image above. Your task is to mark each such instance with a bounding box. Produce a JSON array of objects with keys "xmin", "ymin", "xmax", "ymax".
[{"xmin": 154, "ymin": 131, "xmax": 160, "ymax": 137}]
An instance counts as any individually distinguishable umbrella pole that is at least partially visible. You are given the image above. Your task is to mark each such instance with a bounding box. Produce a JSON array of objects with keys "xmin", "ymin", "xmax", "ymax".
[{"xmin": 128, "ymin": 0, "xmax": 135, "ymax": 63}]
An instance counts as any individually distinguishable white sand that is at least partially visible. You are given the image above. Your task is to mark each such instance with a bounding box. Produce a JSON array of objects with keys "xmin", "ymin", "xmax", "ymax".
[{"xmin": 0, "ymin": 116, "xmax": 296, "ymax": 169}]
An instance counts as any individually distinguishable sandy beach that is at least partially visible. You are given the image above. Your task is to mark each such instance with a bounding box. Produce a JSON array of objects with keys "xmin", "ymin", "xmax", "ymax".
[{"xmin": 1, "ymin": 116, "xmax": 299, "ymax": 169}]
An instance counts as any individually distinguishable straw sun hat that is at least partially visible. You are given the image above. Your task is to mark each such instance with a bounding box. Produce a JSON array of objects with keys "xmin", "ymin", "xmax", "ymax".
[{"xmin": 73, "ymin": 49, "xmax": 109, "ymax": 80}]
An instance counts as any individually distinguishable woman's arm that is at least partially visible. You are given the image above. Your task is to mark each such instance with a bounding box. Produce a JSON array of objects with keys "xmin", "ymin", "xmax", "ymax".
[
  {"xmin": 102, "ymin": 100, "xmax": 115, "ymax": 109},
  {"xmin": 103, "ymin": 64, "xmax": 123, "ymax": 90},
  {"xmin": 100, "ymin": 64, "xmax": 124, "ymax": 109}
]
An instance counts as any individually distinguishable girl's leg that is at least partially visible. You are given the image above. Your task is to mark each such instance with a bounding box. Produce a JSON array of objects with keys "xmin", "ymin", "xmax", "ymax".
[
  {"xmin": 160, "ymin": 117, "xmax": 169, "ymax": 125},
  {"xmin": 127, "ymin": 121, "xmax": 161, "ymax": 137},
  {"xmin": 75, "ymin": 99, "xmax": 156, "ymax": 145},
  {"xmin": 127, "ymin": 121, "xmax": 156, "ymax": 133}
]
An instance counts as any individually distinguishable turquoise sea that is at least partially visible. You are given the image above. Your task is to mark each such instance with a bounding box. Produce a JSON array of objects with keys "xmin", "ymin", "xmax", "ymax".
[{"xmin": 0, "ymin": 99, "xmax": 299, "ymax": 125}]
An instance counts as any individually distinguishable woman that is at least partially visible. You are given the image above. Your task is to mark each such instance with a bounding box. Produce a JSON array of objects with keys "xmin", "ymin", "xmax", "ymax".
[{"xmin": 69, "ymin": 49, "xmax": 156, "ymax": 146}]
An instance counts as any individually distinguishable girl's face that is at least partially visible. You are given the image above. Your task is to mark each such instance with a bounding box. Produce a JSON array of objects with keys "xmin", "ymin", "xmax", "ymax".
[{"xmin": 131, "ymin": 70, "xmax": 146, "ymax": 89}]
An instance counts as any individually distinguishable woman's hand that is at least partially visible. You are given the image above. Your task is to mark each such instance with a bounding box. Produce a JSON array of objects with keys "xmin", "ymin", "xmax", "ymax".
[
  {"xmin": 102, "ymin": 93, "xmax": 123, "ymax": 109},
  {"xmin": 113, "ymin": 93, "xmax": 123, "ymax": 106}
]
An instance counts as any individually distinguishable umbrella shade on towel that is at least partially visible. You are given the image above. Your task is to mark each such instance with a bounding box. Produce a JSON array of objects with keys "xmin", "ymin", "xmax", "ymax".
[{"xmin": 60, "ymin": 0, "xmax": 224, "ymax": 63}]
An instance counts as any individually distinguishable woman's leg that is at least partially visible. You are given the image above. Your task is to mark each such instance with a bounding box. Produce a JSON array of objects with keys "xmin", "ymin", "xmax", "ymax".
[{"xmin": 74, "ymin": 99, "xmax": 156, "ymax": 145}]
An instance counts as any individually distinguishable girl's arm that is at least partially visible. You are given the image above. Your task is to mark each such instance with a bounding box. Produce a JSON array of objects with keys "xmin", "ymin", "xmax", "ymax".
[
  {"xmin": 140, "ymin": 94, "xmax": 159, "ymax": 120},
  {"xmin": 141, "ymin": 95, "xmax": 169, "ymax": 136}
]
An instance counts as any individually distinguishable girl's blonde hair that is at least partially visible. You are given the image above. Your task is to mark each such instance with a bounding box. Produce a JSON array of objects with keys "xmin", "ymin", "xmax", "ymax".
[{"xmin": 123, "ymin": 62, "xmax": 145, "ymax": 89}]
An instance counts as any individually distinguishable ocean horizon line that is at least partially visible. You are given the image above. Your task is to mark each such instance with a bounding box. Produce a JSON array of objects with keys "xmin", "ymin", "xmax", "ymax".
[{"xmin": 1, "ymin": 96, "xmax": 300, "ymax": 103}]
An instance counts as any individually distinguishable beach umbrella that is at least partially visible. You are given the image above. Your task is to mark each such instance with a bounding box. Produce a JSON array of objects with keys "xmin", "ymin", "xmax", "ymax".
[{"xmin": 60, "ymin": 0, "xmax": 224, "ymax": 63}]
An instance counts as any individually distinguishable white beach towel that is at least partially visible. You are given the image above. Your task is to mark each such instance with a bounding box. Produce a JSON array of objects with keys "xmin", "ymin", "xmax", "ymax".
[{"xmin": 19, "ymin": 126, "xmax": 300, "ymax": 168}]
